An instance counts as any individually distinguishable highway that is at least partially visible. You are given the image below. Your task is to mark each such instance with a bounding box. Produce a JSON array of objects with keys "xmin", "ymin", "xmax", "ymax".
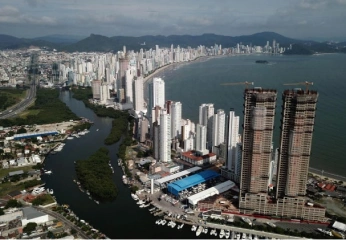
[
  {"xmin": 0, "ymin": 80, "xmax": 37, "ymax": 119},
  {"xmin": 33, "ymin": 206, "xmax": 90, "ymax": 239}
]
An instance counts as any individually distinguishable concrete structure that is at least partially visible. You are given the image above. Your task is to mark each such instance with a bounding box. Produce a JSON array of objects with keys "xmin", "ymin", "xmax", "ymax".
[
  {"xmin": 159, "ymin": 110, "xmax": 171, "ymax": 163},
  {"xmin": 171, "ymin": 101, "xmax": 182, "ymax": 139},
  {"xmin": 188, "ymin": 180, "xmax": 235, "ymax": 206},
  {"xmin": 240, "ymin": 89, "xmax": 277, "ymax": 196},
  {"xmin": 125, "ymin": 68, "xmax": 134, "ymax": 104},
  {"xmin": 195, "ymin": 124, "xmax": 208, "ymax": 155},
  {"xmin": 167, "ymin": 170, "xmax": 220, "ymax": 196},
  {"xmin": 276, "ymin": 90, "xmax": 319, "ymax": 198}
]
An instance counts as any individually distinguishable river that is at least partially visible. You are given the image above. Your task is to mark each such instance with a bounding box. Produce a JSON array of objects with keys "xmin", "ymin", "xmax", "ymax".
[{"xmin": 41, "ymin": 91, "xmax": 200, "ymax": 239}]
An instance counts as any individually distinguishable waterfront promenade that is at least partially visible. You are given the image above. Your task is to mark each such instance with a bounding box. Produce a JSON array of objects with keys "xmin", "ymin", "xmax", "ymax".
[{"xmin": 309, "ymin": 167, "xmax": 346, "ymax": 183}]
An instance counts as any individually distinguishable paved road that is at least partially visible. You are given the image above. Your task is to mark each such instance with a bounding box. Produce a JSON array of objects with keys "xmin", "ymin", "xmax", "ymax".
[
  {"xmin": 0, "ymin": 80, "xmax": 37, "ymax": 119},
  {"xmin": 33, "ymin": 206, "xmax": 89, "ymax": 239}
]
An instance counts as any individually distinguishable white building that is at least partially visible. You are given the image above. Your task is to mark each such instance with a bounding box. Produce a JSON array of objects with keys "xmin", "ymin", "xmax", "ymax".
[
  {"xmin": 100, "ymin": 84, "xmax": 109, "ymax": 104},
  {"xmin": 133, "ymin": 76, "xmax": 145, "ymax": 112},
  {"xmin": 212, "ymin": 109, "xmax": 226, "ymax": 148},
  {"xmin": 199, "ymin": 103, "xmax": 214, "ymax": 149},
  {"xmin": 225, "ymin": 110, "xmax": 241, "ymax": 183},
  {"xmin": 171, "ymin": 101, "xmax": 182, "ymax": 139},
  {"xmin": 148, "ymin": 78, "xmax": 165, "ymax": 117},
  {"xmin": 125, "ymin": 69, "xmax": 134, "ymax": 104},
  {"xmin": 21, "ymin": 207, "xmax": 51, "ymax": 226},
  {"xmin": 159, "ymin": 110, "xmax": 171, "ymax": 163},
  {"xmin": 195, "ymin": 124, "xmax": 208, "ymax": 155}
]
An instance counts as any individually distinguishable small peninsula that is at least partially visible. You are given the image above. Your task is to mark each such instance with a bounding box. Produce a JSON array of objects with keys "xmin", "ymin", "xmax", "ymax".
[{"xmin": 75, "ymin": 147, "xmax": 117, "ymax": 202}]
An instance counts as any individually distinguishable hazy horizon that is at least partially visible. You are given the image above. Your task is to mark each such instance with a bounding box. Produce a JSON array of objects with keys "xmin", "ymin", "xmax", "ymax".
[{"xmin": 1, "ymin": 0, "xmax": 346, "ymax": 41}]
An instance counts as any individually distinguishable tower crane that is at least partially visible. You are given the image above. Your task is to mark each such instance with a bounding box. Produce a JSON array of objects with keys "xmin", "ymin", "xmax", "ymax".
[
  {"xmin": 283, "ymin": 81, "xmax": 313, "ymax": 92},
  {"xmin": 220, "ymin": 81, "xmax": 254, "ymax": 89}
]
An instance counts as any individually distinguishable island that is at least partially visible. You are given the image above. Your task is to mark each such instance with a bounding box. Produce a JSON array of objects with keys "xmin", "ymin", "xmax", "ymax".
[
  {"xmin": 255, "ymin": 60, "xmax": 269, "ymax": 64},
  {"xmin": 75, "ymin": 147, "xmax": 117, "ymax": 202}
]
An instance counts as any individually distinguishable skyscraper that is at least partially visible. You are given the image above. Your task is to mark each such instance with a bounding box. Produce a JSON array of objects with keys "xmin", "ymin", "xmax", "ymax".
[
  {"xmin": 225, "ymin": 110, "xmax": 241, "ymax": 182},
  {"xmin": 195, "ymin": 124, "xmax": 208, "ymax": 155},
  {"xmin": 92, "ymin": 80, "xmax": 101, "ymax": 99},
  {"xmin": 148, "ymin": 78, "xmax": 165, "ymax": 117},
  {"xmin": 199, "ymin": 103, "xmax": 214, "ymax": 150},
  {"xmin": 240, "ymin": 88, "xmax": 277, "ymax": 196},
  {"xmin": 159, "ymin": 110, "xmax": 171, "ymax": 163},
  {"xmin": 133, "ymin": 76, "xmax": 145, "ymax": 112},
  {"xmin": 171, "ymin": 102, "xmax": 182, "ymax": 139},
  {"xmin": 276, "ymin": 90, "xmax": 319, "ymax": 198},
  {"xmin": 212, "ymin": 109, "xmax": 226, "ymax": 147}
]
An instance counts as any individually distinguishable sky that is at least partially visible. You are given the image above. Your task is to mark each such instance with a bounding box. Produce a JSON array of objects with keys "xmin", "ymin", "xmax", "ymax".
[{"xmin": 1, "ymin": 0, "xmax": 346, "ymax": 41}]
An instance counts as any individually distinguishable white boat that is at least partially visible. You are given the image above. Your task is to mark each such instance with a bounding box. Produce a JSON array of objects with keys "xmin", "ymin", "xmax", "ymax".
[
  {"xmin": 86, "ymin": 190, "xmax": 90, "ymax": 195},
  {"xmin": 196, "ymin": 226, "xmax": 203, "ymax": 237},
  {"xmin": 139, "ymin": 204, "xmax": 145, "ymax": 208},
  {"xmin": 167, "ymin": 212, "xmax": 172, "ymax": 217},
  {"xmin": 225, "ymin": 230, "xmax": 230, "ymax": 239},
  {"xmin": 203, "ymin": 228, "xmax": 208, "ymax": 234},
  {"xmin": 137, "ymin": 200, "xmax": 145, "ymax": 205},
  {"xmin": 155, "ymin": 219, "xmax": 161, "ymax": 225},
  {"xmin": 96, "ymin": 129, "xmax": 99, "ymax": 131},
  {"xmin": 131, "ymin": 193, "xmax": 139, "ymax": 201},
  {"xmin": 44, "ymin": 170, "xmax": 52, "ymax": 175},
  {"xmin": 219, "ymin": 229, "xmax": 225, "ymax": 239},
  {"xmin": 170, "ymin": 221, "xmax": 176, "ymax": 228},
  {"xmin": 266, "ymin": 221, "xmax": 276, "ymax": 228},
  {"xmin": 67, "ymin": 136, "xmax": 74, "ymax": 140},
  {"xmin": 191, "ymin": 225, "xmax": 197, "ymax": 231},
  {"xmin": 94, "ymin": 200, "xmax": 99, "ymax": 204},
  {"xmin": 177, "ymin": 223, "xmax": 184, "ymax": 229},
  {"xmin": 161, "ymin": 220, "xmax": 167, "ymax": 226},
  {"xmin": 242, "ymin": 233, "xmax": 247, "ymax": 239},
  {"xmin": 48, "ymin": 189, "xmax": 54, "ymax": 194}
]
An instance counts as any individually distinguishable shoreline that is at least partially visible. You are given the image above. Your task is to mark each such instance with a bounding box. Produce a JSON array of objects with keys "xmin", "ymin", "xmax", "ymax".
[{"xmin": 309, "ymin": 167, "xmax": 346, "ymax": 183}]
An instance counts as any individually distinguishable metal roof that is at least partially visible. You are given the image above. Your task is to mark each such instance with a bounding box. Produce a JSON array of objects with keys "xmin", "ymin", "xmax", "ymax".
[
  {"xmin": 13, "ymin": 131, "xmax": 59, "ymax": 140},
  {"xmin": 154, "ymin": 166, "xmax": 201, "ymax": 185},
  {"xmin": 333, "ymin": 221, "xmax": 346, "ymax": 232},
  {"xmin": 8, "ymin": 170, "xmax": 24, "ymax": 177},
  {"xmin": 22, "ymin": 207, "xmax": 47, "ymax": 220},
  {"xmin": 188, "ymin": 180, "xmax": 235, "ymax": 205},
  {"xmin": 167, "ymin": 170, "xmax": 220, "ymax": 196}
]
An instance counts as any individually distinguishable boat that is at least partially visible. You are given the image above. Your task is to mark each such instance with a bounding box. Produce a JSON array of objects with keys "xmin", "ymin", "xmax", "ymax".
[
  {"xmin": 155, "ymin": 219, "xmax": 161, "ymax": 225},
  {"xmin": 219, "ymin": 229, "xmax": 225, "ymax": 239},
  {"xmin": 191, "ymin": 225, "xmax": 197, "ymax": 231},
  {"xmin": 96, "ymin": 129, "xmax": 99, "ymax": 131},
  {"xmin": 242, "ymin": 233, "xmax": 247, "ymax": 239},
  {"xmin": 137, "ymin": 200, "xmax": 145, "ymax": 205},
  {"xmin": 131, "ymin": 193, "xmax": 139, "ymax": 201},
  {"xmin": 161, "ymin": 220, "xmax": 167, "ymax": 226},
  {"xmin": 241, "ymin": 217, "xmax": 252, "ymax": 226},
  {"xmin": 67, "ymin": 136, "xmax": 74, "ymax": 140},
  {"xmin": 266, "ymin": 221, "xmax": 276, "ymax": 228},
  {"xmin": 331, "ymin": 230, "xmax": 345, "ymax": 239},
  {"xmin": 225, "ymin": 230, "xmax": 230, "ymax": 239},
  {"xmin": 256, "ymin": 60, "xmax": 269, "ymax": 64},
  {"xmin": 44, "ymin": 170, "xmax": 52, "ymax": 175},
  {"xmin": 86, "ymin": 190, "xmax": 90, "ymax": 195},
  {"xmin": 196, "ymin": 226, "xmax": 203, "ymax": 237},
  {"xmin": 149, "ymin": 207, "xmax": 156, "ymax": 212},
  {"xmin": 48, "ymin": 189, "xmax": 54, "ymax": 194},
  {"xmin": 142, "ymin": 203, "xmax": 150, "ymax": 208},
  {"xmin": 94, "ymin": 200, "xmax": 99, "ymax": 204},
  {"xmin": 203, "ymin": 228, "xmax": 208, "ymax": 234},
  {"xmin": 170, "ymin": 221, "xmax": 176, "ymax": 228},
  {"xmin": 177, "ymin": 223, "xmax": 184, "ymax": 229}
]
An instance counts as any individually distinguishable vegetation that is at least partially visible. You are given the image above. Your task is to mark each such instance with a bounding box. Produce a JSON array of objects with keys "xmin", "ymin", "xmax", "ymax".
[
  {"xmin": 23, "ymin": 222, "xmax": 37, "ymax": 234},
  {"xmin": 0, "ymin": 88, "xmax": 79, "ymax": 127},
  {"xmin": 21, "ymin": 179, "xmax": 43, "ymax": 189},
  {"xmin": 5, "ymin": 199, "xmax": 23, "ymax": 209},
  {"xmin": 0, "ymin": 89, "xmax": 25, "ymax": 111},
  {"xmin": 75, "ymin": 147, "xmax": 117, "ymax": 201},
  {"xmin": 70, "ymin": 121, "xmax": 92, "ymax": 132},
  {"xmin": 32, "ymin": 194, "xmax": 55, "ymax": 206},
  {"xmin": 104, "ymin": 116, "xmax": 129, "ymax": 145}
]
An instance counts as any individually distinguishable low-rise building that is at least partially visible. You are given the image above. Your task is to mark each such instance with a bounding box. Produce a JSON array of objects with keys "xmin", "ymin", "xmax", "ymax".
[{"xmin": 181, "ymin": 151, "xmax": 216, "ymax": 166}]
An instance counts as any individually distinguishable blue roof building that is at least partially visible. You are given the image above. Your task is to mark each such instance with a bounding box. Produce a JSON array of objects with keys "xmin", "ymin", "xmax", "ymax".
[
  {"xmin": 13, "ymin": 131, "xmax": 59, "ymax": 140},
  {"xmin": 167, "ymin": 170, "xmax": 220, "ymax": 196}
]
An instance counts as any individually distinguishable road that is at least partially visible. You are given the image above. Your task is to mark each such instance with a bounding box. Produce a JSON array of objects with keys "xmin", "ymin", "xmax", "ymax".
[
  {"xmin": 0, "ymin": 79, "xmax": 37, "ymax": 119},
  {"xmin": 33, "ymin": 206, "xmax": 90, "ymax": 239}
]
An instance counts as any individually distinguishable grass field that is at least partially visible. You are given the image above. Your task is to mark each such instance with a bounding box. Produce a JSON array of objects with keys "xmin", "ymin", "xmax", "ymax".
[
  {"xmin": 0, "ymin": 182, "xmax": 24, "ymax": 197},
  {"xmin": 0, "ymin": 166, "xmax": 34, "ymax": 179},
  {"xmin": 18, "ymin": 108, "xmax": 41, "ymax": 118}
]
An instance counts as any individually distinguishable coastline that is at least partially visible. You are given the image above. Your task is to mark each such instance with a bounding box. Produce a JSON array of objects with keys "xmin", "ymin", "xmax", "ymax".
[{"xmin": 309, "ymin": 167, "xmax": 346, "ymax": 183}]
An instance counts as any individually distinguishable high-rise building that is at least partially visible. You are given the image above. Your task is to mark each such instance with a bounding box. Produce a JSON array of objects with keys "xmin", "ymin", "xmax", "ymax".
[
  {"xmin": 171, "ymin": 102, "xmax": 182, "ymax": 139},
  {"xmin": 159, "ymin": 110, "xmax": 171, "ymax": 163},
  {"xmin": 199, "ymin": 103, "xmax": 214, "ymax": 150},
  {"xmin": 276, "ymin": 90, "xmax": 319, "ymax": 198},
  {"xmin": 117, "ymin": 57, "xmax": 129, "ymax": 102},
  {"xmin": 125, "ymin": 69, "xmax": 134, "ymax": 104},
  {"xmin": 92, "ymin": 80, "xmax": 101, "ymax": 99},
  {"xmin": 212, "ymin": 109, "xmax": 226, "ymax": 147},
  {"xmin": 195, "ymin": 124, "xmax": 208, "ymax": 155},
  {"xmin": 240, "ymin": 88, "xmax": 277, "ymax": 196},
  {"xmin": 225, "ymin": 110, "xmax": 241, "ymax": 182},
  {"xmin": 148, "ymin": 78, "xmax": 165, "ymax": 117},
  {"xmin": 133, "ymin": 76, "xmax": 145, "ymax": 112}
]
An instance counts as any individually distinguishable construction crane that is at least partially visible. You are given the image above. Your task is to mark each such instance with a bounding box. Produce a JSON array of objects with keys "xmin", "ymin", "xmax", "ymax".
[
  {"xmin": 283, "ymin": 81, "xmax": 313, "ymax": 92},
  {"xmin": 221, "ymin": 81, "xmax": 254, "ymax": 89}
]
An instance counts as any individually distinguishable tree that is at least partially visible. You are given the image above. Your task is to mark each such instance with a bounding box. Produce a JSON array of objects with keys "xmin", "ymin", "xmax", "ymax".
[
  {"xmin": 17, "ymin": 127, "xmax": 27, "ymax": 134},
  {"xmin": 70, "ymin": 228, "xmax": 77, "ymax": 235},
  {"xmin": 0, "ymin": 208, "xmax": 4, "ymax": 216},
  {"xmin": 5, "ymin": 199, "xmax": 22, "ymax": 209},
  {"xmin": 23, "ymin": 222, "xmax": 37, "ymax": 234}
]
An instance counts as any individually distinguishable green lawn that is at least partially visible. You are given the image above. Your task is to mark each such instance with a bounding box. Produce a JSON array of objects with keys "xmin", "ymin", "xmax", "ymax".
[
  {"xmin": 0, "ymin": 166, "xmax": 34, "ymax": 179},
  {"xmin": 18, "ymin": 108, "xmax": 41, "ymax": 118},
  {"xmin": 0, "ymin": 182, "xmax": 24, "ymax": 197}
]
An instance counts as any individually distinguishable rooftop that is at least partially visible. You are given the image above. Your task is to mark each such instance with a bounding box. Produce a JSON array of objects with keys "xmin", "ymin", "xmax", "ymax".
[{"xmin": 22, "ymin": 207, "xmax": 47, "ymax": 220}]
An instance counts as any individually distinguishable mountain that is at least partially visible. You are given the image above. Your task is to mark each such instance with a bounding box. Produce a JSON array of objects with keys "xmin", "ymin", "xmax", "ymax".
[
  {"xmin": 0, "ymin": 32, "xmax": 344, "ymax": 54},
  {"xmin": 63, "ymin": 32, "xmax": 310, "ymax": 53},
  {"xmin": 33, "ymin": 34, "xmax": 86, "ymax": 44}
]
